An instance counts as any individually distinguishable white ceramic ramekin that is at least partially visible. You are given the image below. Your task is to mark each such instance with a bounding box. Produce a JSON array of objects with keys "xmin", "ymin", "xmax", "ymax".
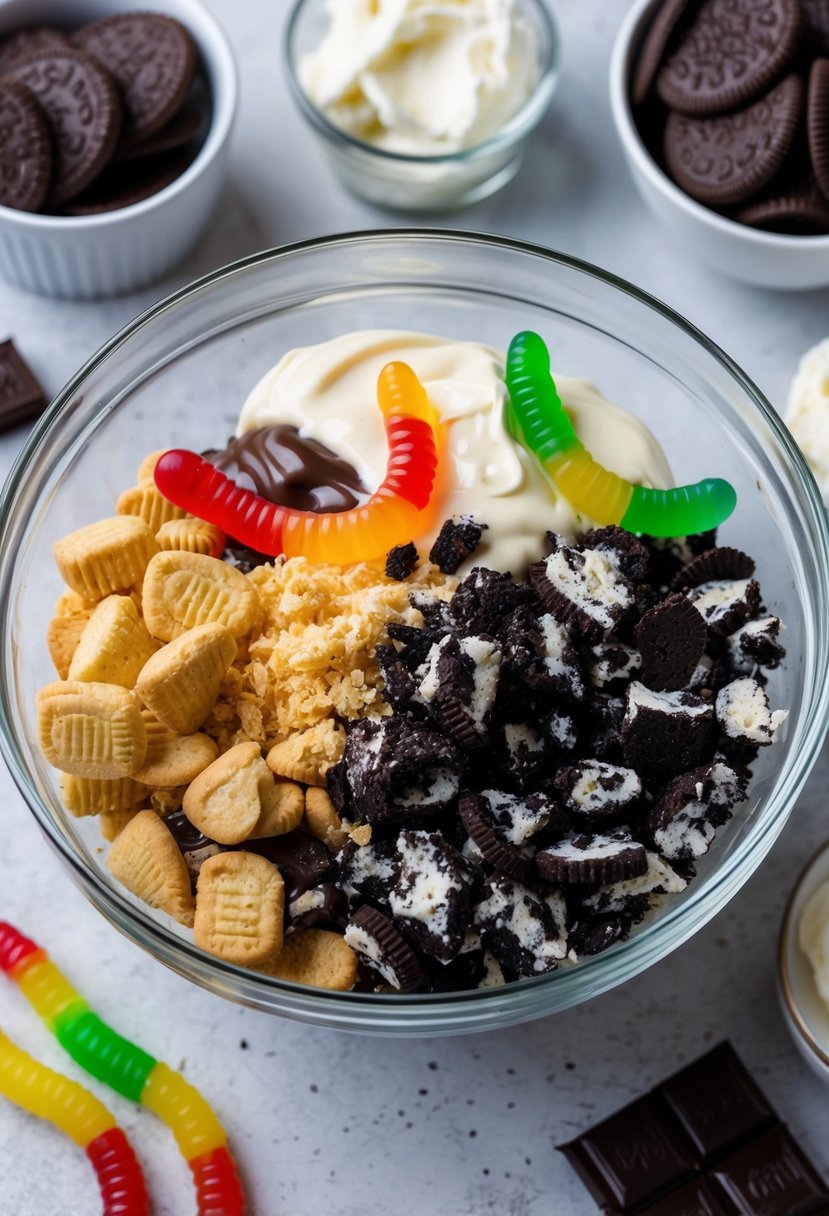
[
  {"xmin": 778, "ymin": 839, "xmax": 829, "ymax": 1084},
  {"xmin": 609, "ymin": 0, "xmax": 829, "ymax": 290},
  {"xmin": 0, "ymin": 0, "xmax": 237, "ymax": 299}
]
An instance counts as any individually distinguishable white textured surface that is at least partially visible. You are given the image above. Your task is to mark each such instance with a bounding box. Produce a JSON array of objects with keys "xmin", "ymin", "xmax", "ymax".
[{"xmin": 2, "ymin": 1, "xmax": 829, "ymax": 1213}]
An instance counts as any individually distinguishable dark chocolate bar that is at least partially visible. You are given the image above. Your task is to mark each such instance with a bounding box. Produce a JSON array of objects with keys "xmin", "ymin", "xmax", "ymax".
[
  {"xmin": 0, "ymin": 339, "xmax": 47, "ymax": 430},
  {"xmin": 558, "ymin": 1042, "xmax": 829, "ymax": 1215}
]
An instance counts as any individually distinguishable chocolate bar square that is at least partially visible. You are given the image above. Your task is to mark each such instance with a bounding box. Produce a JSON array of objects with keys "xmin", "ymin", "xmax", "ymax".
[
  {"xmin": 709, "ymin": 1124, "xmax": 829, "ymax": 1216},
  {"xmin": 632, "ymin": 1176, "xmax": 731, "ymax": 1216},
  {"xmin": 559, "ymin": 1094, "xmax": 696, "ymax": 1212},
  {"xmin": 656, "ymin": 1041, "xmax": 776, "ymax": 1163},
  {"xmin": 0, "ymin": 339, "xmax": 47, "ymax": 430}
]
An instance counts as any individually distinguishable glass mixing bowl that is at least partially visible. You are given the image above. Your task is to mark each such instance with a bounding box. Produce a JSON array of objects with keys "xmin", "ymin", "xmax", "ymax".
[{"xmin": 1, "ymin": 231, "xmax": 827, "ymax": 1037}]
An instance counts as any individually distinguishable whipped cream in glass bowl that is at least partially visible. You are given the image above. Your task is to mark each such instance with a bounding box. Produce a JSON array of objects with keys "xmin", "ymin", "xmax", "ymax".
[{"xmin": 284, "ymin": 0, "xmax": 559, "ymax": 211}]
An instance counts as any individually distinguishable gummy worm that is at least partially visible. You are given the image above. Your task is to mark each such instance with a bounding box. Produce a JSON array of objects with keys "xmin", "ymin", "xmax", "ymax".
[
  {"xmin": 153, "ymin": 360, "xmax": 440, "ymax": 564},
  {"xmin": 505, "ymin": 331, "xmax": 737, "ymax": 537},
  {"xmin": 0, "ymin": 923, "xmax": 245, "ymax": 1216},
  {"xmin": 0, "ymin": 1027, "xmax": 148, "ymax": 1215}
]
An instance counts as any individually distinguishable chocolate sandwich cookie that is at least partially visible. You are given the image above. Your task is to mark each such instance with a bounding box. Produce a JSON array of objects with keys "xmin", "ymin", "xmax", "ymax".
[
  {"xmin": 474, "ymin": 876, "xmax": 567, "ymax": 978},
  {"xmin": 0, "ymin": 80, "xmax": 53, "ymax": 214},
  {"xmin": 646, "ymin": 760, "xmax": 746, "ymax": 861},
  {"xmin": 670, "ymin": 545, "xmax": 755, "ymax": 590},
  {"xmin": 636, "ymin": 592, "xmax": 707, "ymax": 691},
  {"xmin": 622, "ymin": 681, "xmax": 714, "ymax": 777},
  {"xmin": 727, "ymin": 614, "xmax": 786, "ymax": 672},
  {"xmin": 8, "ymin": 47, "xmax": 122, "ymax": 207},
  {"xmin": 422, "ymin": 633, "xmax": 501, "ymax": 751},
  {"xmin": 0, "ymin": 340, "xmax": 48, "ymax": 430},
  {"xmin": 554, "ymin": 760, "xmax": 643, "ymax": 824},
  {"xmin": 530, "ymin": 538, "xmax": 634, "ymax": 642},
  {"xmin": 114, "ymin": 76, "xmax": 210, "ymax": 162},
  {"xmin": 578, "ymin": 851, "xmax": 687, "ymax": 918},
  {"xmin": 686, "ymin": 575, "xmax": 761, "ymax": 635},
  {"xmin": 803, "ymin": 0, "xmax": 829, "ymax": 53},
  {"xmin": 808, "ymin": 58, "xmax": 829, "ymax": 198},
  {"xmin": 428, "ymin": 515, "xmax": 487, "ymax": 574},
  {"xmin": 656, "ymin": 0, "xmax": 802, "ymax": 116},
  {"xmin": 734, "ymin": 172, "xmax": 829, "ymax": 233},
  {"xmin": 583, "ymin": 526, "xmax": 651, "ymax": 583},
  {"xmin": 0, "ymin": 26, "xmax": 67, "ymax": 75},
  {"xmin": 535, "ymin": 830, "xmax": 648, "ymax": 885},
  {"xmin": 389, "ymin": 830, "xmax": 472, "ymax": 961},
  {"xmin": 337, "ymin": 837, "xmax": 399, "ymax": 907},
  {"xmin": 385, "ymin": 541, "xmax": 418, "ymax": 581},
  {"xmin": 588, "ymin": 640, "xmax": 641, "ymax": 689},
  {"xmin": 60, "ymin": 147, "xmax": 195, "ymax": 215},
  {"xmin": 631, "ymin": 0, "xmax": 696, "ymax": 108},
  {"xmin": 459, "ymin": 791, "xmax": 533, "ymax": 881},
  {"xmin": 72, "ymin": 12, "xmax": 198, "ymax": 143},
  {"xmin": 715, "ymin": 677, "xmax": 788, "ymax": 745},
  {"xmin": 287, "ymin": 882, "xmax": 348, "ymax": 933},
  {"xmin": 344, "ymin": 905, "xmax": 424, "ymax": 992},
  {"xmin": 664, "ymin": 75, "xmax": 804, "ymax": 207}
]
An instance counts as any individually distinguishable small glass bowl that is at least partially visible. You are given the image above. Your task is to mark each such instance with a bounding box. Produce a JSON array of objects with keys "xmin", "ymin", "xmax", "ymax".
[
  {"xmin": 1, "ymin": 231, "xmax": 828, "ymax": 1037},
  {"xmin": 283, "ymin": 0, "xmax": 559, "ymax": 212}
]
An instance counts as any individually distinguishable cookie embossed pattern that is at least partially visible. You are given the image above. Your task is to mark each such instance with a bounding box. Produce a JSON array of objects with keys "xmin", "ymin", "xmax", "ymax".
[{"xmin": 610, "ymin": 0, "xmax": 829, "ymax": 286}]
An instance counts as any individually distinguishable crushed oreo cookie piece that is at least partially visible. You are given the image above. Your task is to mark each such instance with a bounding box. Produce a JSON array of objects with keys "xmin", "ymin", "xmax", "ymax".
[
  {"xmin": 341, "ymin": 715, "xmax": 464, "ymax": 825},
  {"xmin": 581, "ymin": 694, "xmax": 625, "ymax": 763},
  {"xmin": 568, "ymin": 916, "xmax": 627, "ymax": 959},
  {"xmin": 535, "ymin": 830, "xmax": 648, "ymax": 885},
  {"xmin": 636, "ymin": 592, "xmax": 707, "ymax": 691},
  {"xmin": 449, "ymin": 567, "xmax": 531, "ymax": 636},
  {"xmin": 387, "ymin": 621, "xmax": 446, "ymax": 671},
  {"xmin": 429, "ymin": 515, "xmax": 488, "ymax": 574},
  {"xmin": 583, "ymin": 525, "xmax": 651, "ymax": 583},
  {"xmin": 475, "ymin": 876, "xmax": 567, "ymax": 978},
  {"xmin": 420, "ymin": 949, "xmax": 489, "ymax": 993},
  {"xmin": 686, "ymin": 578, "xmax": 761, "ymax": 635},
  {"xmin": 727, "ymin": 616, "xmax": 786, "ymax": 673},
  {"xmin": 389, "ymin": 829, "xmax": 472, "ymax": 962},
  {"xmin": 530, "ymin": 539, "xmax": 634, "ymax": 642},
  {"xmin": 647, "ymin": 761, "xmax": 747, "ymax": 861},
  {"xmin": 385, "ymin": 541, "xmax": 418, "ymax": 581},
  {"xmin": 500, "ymin": 720, "xmax": 553, "ymax": 789},
  {"xmin": 543, "ymin": 708, "xmax": 579, "ymax": 756},
  {"xmin": 588, "ymin": 640, "xmax": 641, "ymax": 689},
  {"xmin": 287, "ymin": 882, "xmax": 349, "ymax": 932},
  {"xmin": 420, "ymin": 634, "xmax": 501, "ymax": 751},
  {"xmin": 579, "ymin": 852, "xmax": 686, "ymax": 917},
  {"xmin": 622, "ymin": 682, "xmax": 714, "ymax": 778},
  {"xmin": 478, "ymin": 788, "xmax": 555, "ymax": 844},
  {"xmin": 344, "ymin": 905, "xmax": 424, "ymax": 992},
  {"xmin": 459, "ymin": 791, "xmax": 533, "ymax": 881},
  {"xmin": 554, "ymin": 760, "xmax": 642, "ymax": 825},
  {"xmin": 338, "ymin": 837, "xmax": 400, "ymax": 906},
  {"xmin": 376, "ymin": 643, "xmax": 417, "ymax": 712},
  {"xmin": 409, "ymin": 590, "xmax": 454, "ymax": 632},
  {"xmin": 715, "ymin": 677, "xmax": 788, "ymax": 746},
  {"xmin": 670, "ymin": 546, "xmax": 756, "ymax": 591},
  {"xmin": 533, "ymin": 612, "xmax": 586, "ymax": 702}
]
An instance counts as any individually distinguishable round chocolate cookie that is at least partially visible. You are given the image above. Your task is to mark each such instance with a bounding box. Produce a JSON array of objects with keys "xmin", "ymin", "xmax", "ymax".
[
  {"xmin": 734, "ymin": 173, "xmax": 829, "ymax": 232},
  {"xmin": 656, "ymin": 0, "xmax": 802, "ymax": 116},
  {"xmin": 670, "ymin": 545, "xmax": 756, "ymax": 590},
  {"xmin": 632, "ymin": 0, "xmax": 696, "ymax": 108},
  {"xmin": 7, "ymin": 47, "xmax": 121, "ymax": 207},
  {"xmin": 664, "ymin": 75, "xmax": 803, "ymax": 206},
  {"xmin": 0, "ymin": 25, "xmax": 67, "ymax": 76},
  {"xmin": 0, "ymin": 80, "xmax": 53, "ymax": 213},
  {"xmin": 72, "ymin": 13, "xmax": 197, "ymax": 142},
  {"xmin": 60, "ymin": 147, "xmax": 196, "ymax": 215},
  {"xmin": 115, "ymin": 82, "xmax": 209, "ymax": 162},
  {"xmin": 635, "ymin": 593, "xmax": 707, "ymax": 692},
  {"xmin": 802, "ymin": 0, "xmax": 829, "ymax": 54},
  {"xmin": 808, "ymin": 58, "xmax": 829, "ymax": 199}
]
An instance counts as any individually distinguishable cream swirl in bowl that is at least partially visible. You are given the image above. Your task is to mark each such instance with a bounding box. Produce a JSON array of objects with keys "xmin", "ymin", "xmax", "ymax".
[{"xmin": 237, "ymin": 329, "xmax": 673, "ymax": 574}]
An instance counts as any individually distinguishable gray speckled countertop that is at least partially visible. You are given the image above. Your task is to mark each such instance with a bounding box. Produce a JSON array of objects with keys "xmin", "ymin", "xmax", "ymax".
[{"xmin": 2, "ymin": 1, "xmax": 829, "ymax": 1213}]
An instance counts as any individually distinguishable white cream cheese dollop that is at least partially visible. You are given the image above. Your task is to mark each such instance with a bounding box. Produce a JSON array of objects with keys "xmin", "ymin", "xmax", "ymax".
[
  {"xmin": 799, "ymin": 879, "xmax": 829, "ymax": 1006},
  {"xmin": 298, "ymin": 0, "xmax": 539, "ymax": 156},
  {"xmin": 238, "ymin": 330, "xmax": 673, "ymax": 575},
  {"xmin": 786, "ymin": 338, "xmax": 829, "ymax": 504}
]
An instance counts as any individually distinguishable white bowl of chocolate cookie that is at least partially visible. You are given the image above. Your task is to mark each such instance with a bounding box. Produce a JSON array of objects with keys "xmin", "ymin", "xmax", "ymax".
[
  {"xmin": 610, "ymin": 0, "xmax": 829, "ymax": 289},
  {"xmin": 0, "ymin": 0, "xmax": 238, "ymax": 298}
]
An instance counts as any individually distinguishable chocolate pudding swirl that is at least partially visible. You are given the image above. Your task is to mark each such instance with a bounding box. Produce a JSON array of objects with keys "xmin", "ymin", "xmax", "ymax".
[{"xmin": 204, "ymin": 425, "xmax": 368, "ymax": 569}]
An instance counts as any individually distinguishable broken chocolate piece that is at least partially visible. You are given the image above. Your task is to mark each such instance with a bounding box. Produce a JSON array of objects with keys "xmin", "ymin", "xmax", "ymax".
[
  {"xmin": 647, "ymin": 761, "xmax": 747, "ymax": 861},
  {"xmin": 588, "ymin": 640, "xmax": 641, "ymax": 689},
  {"xmin": 636, "ymin": 592, "xmax": 707, "ymax": 691},
  {"xmin": 686, "ymin": 577, "xmax": 761, "ymax": 635},
  {"xmin": 449, "ymin": 566, "xmax": 530, "ymax": 635},
  {"xmin": 287, "ymin": 882, "xmax": 348, "ymax": 932},
  {"xmin": 530, "ymin": 540, "xmax": 634, "ymax": 642},
  {"xmin": 727, "ymin": 615, "xmax": 786, "ymax": 673},
  {"xmin": 429, "ymin": 515, "xmax": 488, "ymax": 574},
  {"xmin": 582, "ymin": 524, "xmax": 651, "ymax": 582},
  {"xmin": 337, "ymin": 837, "xmax": 399, "ymax": 906}
]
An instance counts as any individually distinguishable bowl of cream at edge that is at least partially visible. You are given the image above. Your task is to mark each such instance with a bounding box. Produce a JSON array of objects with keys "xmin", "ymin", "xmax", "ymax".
[
  {"xmin": 2, "ymin": 230, "xmax": 828, "ymax": 1038},
  {"xmin": 779, "ymin": 839, "xmax": 829, "ymax": 1083},
  {"xmin": 609, "ymin": 0, "xmax": 829, "ymax": 290},
  {"xmin": 283, "ymin": 0, "xmax": 559, "ymax": 212}
]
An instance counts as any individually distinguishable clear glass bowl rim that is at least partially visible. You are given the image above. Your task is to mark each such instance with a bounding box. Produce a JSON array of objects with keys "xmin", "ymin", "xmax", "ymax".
[
  {"xmin": 2, "ymin": 227, "xmax": 828, "ymax": 1032},
  {"xmin": 282, "ymin": 0, "xmax": 560, "ymax": 165}
]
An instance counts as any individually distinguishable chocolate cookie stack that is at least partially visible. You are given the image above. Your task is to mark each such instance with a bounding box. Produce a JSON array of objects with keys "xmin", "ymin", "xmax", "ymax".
[
  {"xmin": 633, "ymin": 0, "xmax": 829, "ymax": 234},
  {"xmin": 0, "ymin": 12, "xmax": 210, "ymax": 216}
]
